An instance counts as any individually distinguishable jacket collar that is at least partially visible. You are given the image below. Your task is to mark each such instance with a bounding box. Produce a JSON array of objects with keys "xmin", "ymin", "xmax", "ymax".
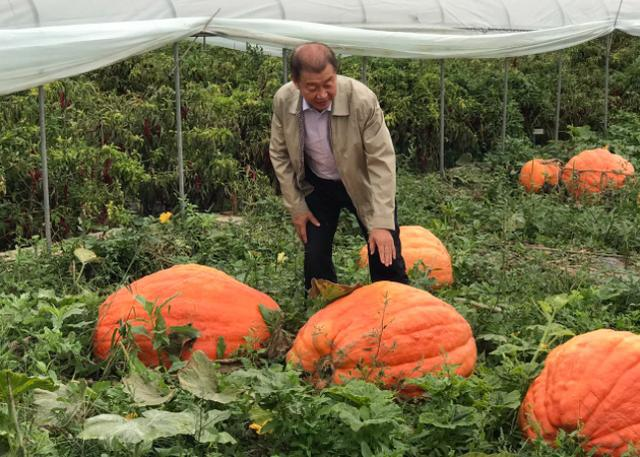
[{"xmin": 287, "ymin": 75, "xmax": 350, "ymax": 117}]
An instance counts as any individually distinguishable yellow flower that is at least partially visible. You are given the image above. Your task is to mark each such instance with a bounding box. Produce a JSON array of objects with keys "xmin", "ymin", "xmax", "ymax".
[
  {"xmin": 159, "ymin": 211, "xmax": 173, "ymax": 224},
  {"xmin": 276, "ymin": 252, "xmax": 288, "ymax": 264},
  {"xmin": 248, "ymin": 419, "xmax": 271, "ymax": 435},
  {"xmin": 249, "ymin": 422, "xmax": 262, "ymax": 433}
]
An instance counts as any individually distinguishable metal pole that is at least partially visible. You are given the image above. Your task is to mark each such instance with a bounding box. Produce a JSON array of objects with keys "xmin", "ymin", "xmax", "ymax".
[
  {"xmin": 174, "ymin": 43, "xmax": 185, "ymax": 211},
  {"xmin": 555, "ymin": 55, "xmax": 562, "ymax": 142},
  {"xmin": 604, "ymin": 34, "xmax": 612, "ymax": 137},
  {"xmin": 38, "ymin": 86, "xmax": 52, "ymax": 252},
  {"xmin": 439, "ymin": 60, "xmax": 446, "ymax": 177},
  {"xmin": 361, "ymin": 56, "xmax": 368, "ymax": 85},
  {"xmin": 282, "ymin": 49, "xmax": 289, "ymax": 83},
  {"xmin": 501, "ymin": 59, "xmax": 509, "ymax": 153}
]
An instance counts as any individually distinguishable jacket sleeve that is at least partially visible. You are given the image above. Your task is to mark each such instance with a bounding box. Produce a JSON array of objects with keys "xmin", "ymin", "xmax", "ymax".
[
  {"xmin": 268, "ymin": 106, "xmax": 309, "ymax": 217},
  {"xmin": 361, "ymin": 97, "xmax": 396, "ymax": 231}
]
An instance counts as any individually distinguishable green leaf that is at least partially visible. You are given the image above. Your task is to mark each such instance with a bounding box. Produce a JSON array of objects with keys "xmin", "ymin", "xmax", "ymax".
[
  {"xmin": 80, "ymin": 410, "xmax": 197, "ymax": 444},
  {"xmin": 490, "ymin": 343, "xmax": 528, "ymax": 357},
  {"xmin": 0, "ymin": 411, "xmax": 14, "ymax": 439},
  {"xmin": 360, "ymin": 441, "xmax": 374, "ymax": 457},
  {"xmin": 216, "ymin": 336, "xmax": 227, "ymax": 359},
  {"xmin": 0, "ymin": 370, "xmax": 55, "ymax": 400},
  {"xmin": 488, "ymin": 390, "xmax": 522, "ymax": 409},
  {"xmin": 249, "ymin": 406, "xmax": 274, "ymax": 425},
  {"xmin": 325, "ymin": 380, "xmax": 392, "ymax": 406},
  {"xmin": 202, "ymin": 409, "xmax": 232, "ymax": 427},
  {"xmin": 73, "ymin": 247, "xmax": 99, "ymax": 265},
  {"xmin": 198, "ymin": 410, "xmax": 234, "ymax": 444},
  {"xmin": 537, "ymin": 299, "xmax": 553, "ymax": 317},
  {"xmin": 460, "ymin": 452, "xmax": 515, "ymax": 457},
  {"xmin": 200, "ymin": 430, "xmax": 236, "ymax": 444},
  {"xmin": 258, "ymin": 303, "xmax": 284, "ymax": 330},
  {"xmin": 419, "ymin": 404, "xmax": 480, "ymax": 430},
  {"xmin": 80, "ymin": 414, "xmax": 148, "ymax": 444},
  {"xmin": 503, "ymin": 211, "xmax": 525, "ymax": 234},
  {"xmin": 169, "ymin": 324, "xmax": 200, "ymax": 340},
  {"xmin": 123, "ymin": 371, "xmax": 175, "ymax": 406},
  {"xmin": 308, "ymin": 278, "xmax": 361, "ymax": 304},
  {"xmin": 129, "ymin": 325, "xmax": 150, "ymax": 337},
  {"xmin": 330, "ymin": 404, "xmax": 364, "ymax": 432},
  {"xmin": 33, "ymin": 382, "xmax": 86, "ymax": 426},
  {"xmin": 143, "ymin": 410, "xmax": 197, "ymax": 441},
  {"xmin": 178, "ymin": 351, "xmax": 235, "ymax": 403}
]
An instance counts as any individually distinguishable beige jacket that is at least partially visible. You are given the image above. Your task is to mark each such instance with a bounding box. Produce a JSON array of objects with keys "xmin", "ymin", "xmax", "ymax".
[{"xmin": 269, "ymin": 75, "xmax": 397, "ymax": 231}]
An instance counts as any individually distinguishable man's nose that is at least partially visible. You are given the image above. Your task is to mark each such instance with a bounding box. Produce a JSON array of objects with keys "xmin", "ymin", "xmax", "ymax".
[{"xmin": 317, "ymin": 89, "xmax": 327, "ymax": 99}]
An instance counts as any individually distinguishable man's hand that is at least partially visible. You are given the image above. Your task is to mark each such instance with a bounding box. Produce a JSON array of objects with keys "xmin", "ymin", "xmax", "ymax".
[
  {"xmin": 292, "ymin": 211, "xmax": 320, "ymax": 244},
  {"xmin": 368, "ymin": 228, "xmax": 395, "ymax": 267}
]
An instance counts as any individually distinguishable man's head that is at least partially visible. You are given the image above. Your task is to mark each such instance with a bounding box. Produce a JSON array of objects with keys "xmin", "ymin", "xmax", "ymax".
[{"xmin": 291, "ymin": 43, "xmax": 338, "ymax": 112}]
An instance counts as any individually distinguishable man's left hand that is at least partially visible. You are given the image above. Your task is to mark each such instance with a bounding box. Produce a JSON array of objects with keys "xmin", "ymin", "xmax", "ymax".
[{"xmin": 368, "ymin": 228, "xmax": 396, "ymax": 267}]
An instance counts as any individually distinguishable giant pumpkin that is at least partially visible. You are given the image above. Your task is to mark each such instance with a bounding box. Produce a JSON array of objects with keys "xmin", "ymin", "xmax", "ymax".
[
  {"xmin": 359, "ymin": 226, "xmax": 453, "ymax": 288},
  {"xmin": 519, "ymin": 158, "xmax": 562, "ymax": 193},
  {"xmin": 561, "ymin": 148, "xmax": 634, "ymax": 197},
  {"xmin": 94, "ymin": 264, "xmax": 281, "ymax": 366},
  {"xmin": 520, "ymin": 329, "xmax": 640, "ymax": 457},
  {"xmin": 287, "ymin": 281, "xmax": 476, "ymax": 391}
]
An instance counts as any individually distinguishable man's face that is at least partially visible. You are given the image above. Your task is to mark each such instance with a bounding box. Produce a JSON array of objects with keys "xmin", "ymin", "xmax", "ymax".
[{"xmin": 294, "ymin": 64, "xmax": 337, "ymax": 112}]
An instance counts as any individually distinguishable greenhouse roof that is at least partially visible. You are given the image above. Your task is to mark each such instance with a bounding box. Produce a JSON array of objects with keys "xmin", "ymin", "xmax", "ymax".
[{"xmin": 1, "ymin": 0, "xmax": 639, "ymax": 95}]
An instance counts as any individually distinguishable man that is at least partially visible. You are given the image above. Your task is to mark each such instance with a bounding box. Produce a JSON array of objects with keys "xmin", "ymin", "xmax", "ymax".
[{"xmin": 269, "ymin": 42, "xmax": 408, "ymax": 291}]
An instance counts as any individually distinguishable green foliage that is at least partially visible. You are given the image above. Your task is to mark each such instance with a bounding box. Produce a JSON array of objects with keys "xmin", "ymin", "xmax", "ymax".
[
  {"xmin": 3, "ymin": 35, "xmax": 640, "ymax": 246},
  {"xmin": 177, "ymin": 352, "xmax": 236, "ymax": 404}
]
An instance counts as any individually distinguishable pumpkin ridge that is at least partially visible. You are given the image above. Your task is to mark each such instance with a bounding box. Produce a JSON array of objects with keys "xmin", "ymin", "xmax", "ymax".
[
  {"xmin": 575, "ymin": 335, "xmax": 631, "ymax": 427},
  {"xmin": 364, "ymin": 322, "xmax": 474, "ymax": 364},
  {"xmin": 587, "ymin": 421, "xmax": 639, "ymax": 456},
  {"xmin": 379, "ymin": 338, "xmax": 475, "ymax": 370},
  {"xmin": 330, "ymin": 313, "xmax": 468, "ymax": 359},
  {"xmin": 523, "ymin": 371, "xmax": 552, "ymax": 439},
  {"xmin": 332, "ymin": 338, "xmax": 476, "ymax": 382},
  {"xmin": 585, "ymin": 349, "xmax": 640, "ymax": 438},
  {"xmin": 540, "ymin": 341, "xmax": 571, "ymax": 436},
  {"xmin": 542, "ymin": 337, "xmax": 589, "ymax": 431}
]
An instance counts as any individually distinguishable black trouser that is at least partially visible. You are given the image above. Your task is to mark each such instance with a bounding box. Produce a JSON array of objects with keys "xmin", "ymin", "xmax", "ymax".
[{"xmin": 303, "ymin": 168, "xmax": 409, "ymax": 291}]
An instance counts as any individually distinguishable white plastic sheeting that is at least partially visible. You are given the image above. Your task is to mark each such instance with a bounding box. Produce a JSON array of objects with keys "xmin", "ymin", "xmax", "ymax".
[
  {"xmin": 174, "ymin": 0, "xmax": 627, "ymax": 31},
  {"xmin": 0, "ymin": 18, "xmax": 209, "ymax": 95},
  {"xmin": 0, "ymin": 0, "xmax": 639, "ymax": 94},
  {"xmin": 205, "ymin": 18, "xmax": 614, "ymax": 58},
  {"xmin": 619, "ymin": 0, "xmax": 640, "ymax": 34}
]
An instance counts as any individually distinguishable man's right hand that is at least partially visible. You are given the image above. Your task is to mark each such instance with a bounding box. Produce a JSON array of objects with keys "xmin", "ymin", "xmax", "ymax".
[{"xmin": 292, "ymin": 211, "xmax": 320, "ymax": 244}]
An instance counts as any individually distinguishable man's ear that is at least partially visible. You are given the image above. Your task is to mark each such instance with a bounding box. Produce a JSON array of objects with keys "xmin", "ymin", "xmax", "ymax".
[{"xmin": 292, "ymin": 78, "xmax": 300, "ymax": 89}]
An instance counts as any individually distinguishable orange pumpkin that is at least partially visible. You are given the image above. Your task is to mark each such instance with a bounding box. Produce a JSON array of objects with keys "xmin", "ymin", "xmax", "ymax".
[
  {"xmin": 287, "ymin": 281, "xmax": 476, "ymax": 391},
  {"xmin": 561, "ymin": 148, "xmax": 634, "ymax": 197},
  {"xmin": 519, "ymin": 329, "xmax": 640, "ymax": 457},
  {"xmin": 94, "ymin": 264, "xmax": 281, "ymax": 366},
  {"xmin": 358, "ymin": 226, "xmax": 453, "ymax": 288},
  {"xmin": 519, "ymin": 158, "xmax": 562, "ymax": 192}
]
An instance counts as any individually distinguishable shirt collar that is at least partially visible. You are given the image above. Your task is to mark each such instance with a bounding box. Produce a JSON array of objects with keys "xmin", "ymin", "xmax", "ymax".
[{"xmin": 302, "ymin": 97, "xmax": 332, "ymax": 113}]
